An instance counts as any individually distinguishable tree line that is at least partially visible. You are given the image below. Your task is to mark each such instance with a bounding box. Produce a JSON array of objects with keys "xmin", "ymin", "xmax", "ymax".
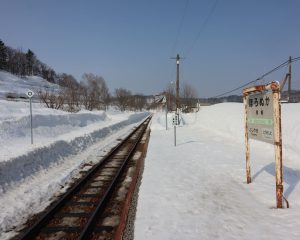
[
  {"xmin": 0, "ymin": 39, "xmax": 56, "ymax": 82},
  {"xmin": 0, "ymin": 39, "xmax": 149, "ymax": 112},
  {"xmin": 164, "ymin": 82, "xmax": 199, "ymax": 112}
]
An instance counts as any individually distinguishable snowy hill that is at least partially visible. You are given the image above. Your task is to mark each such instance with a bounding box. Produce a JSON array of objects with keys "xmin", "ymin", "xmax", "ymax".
[{"xmin": 0, "ymin": 70, "xmax": 60, "ymax": 99}]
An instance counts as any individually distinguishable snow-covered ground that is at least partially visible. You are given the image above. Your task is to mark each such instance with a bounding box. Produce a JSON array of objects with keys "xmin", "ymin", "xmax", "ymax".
[
  {"xmin": 0, "ymin": 99, "xmax": 149, "ymax": 240},
  {"xmin": 0, "ymin": 71, "xmax": 60, "ymax": 99},
  {"xmin": 1, "ymin": 74, "xmax": 300, "ymax": 240},
  {"xmin": 135, "ymin": 103, "xmax": 300, "ymax": 240}
]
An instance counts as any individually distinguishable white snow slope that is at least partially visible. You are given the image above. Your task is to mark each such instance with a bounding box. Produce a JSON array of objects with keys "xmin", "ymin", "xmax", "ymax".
[
  {"xmin": 0, "ymin": 99, "xmax": 149, "ymax": 240},
  {"xmin": 135, "ymin": 103, "xmax": 300, "ymax": 240},
  {"xmin": 0, "ymin": 71, "xmax": 60, "ymax": 99}
]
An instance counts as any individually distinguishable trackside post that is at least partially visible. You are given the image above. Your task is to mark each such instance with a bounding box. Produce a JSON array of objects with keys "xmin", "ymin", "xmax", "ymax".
[{"xmin": 26, "ymin": 90, "xmax": 35, "ymax": 145}]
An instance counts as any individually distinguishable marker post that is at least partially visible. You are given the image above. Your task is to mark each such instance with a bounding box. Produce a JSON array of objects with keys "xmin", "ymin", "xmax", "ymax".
[{"xmin": 26, "ymin": 90, "xmax": 35, "ymax": 144}]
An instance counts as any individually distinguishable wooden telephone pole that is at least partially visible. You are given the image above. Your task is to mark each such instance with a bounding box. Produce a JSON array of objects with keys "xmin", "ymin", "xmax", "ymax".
[
  {"xmin": 175, "ymin": 54, "xmax": 180, "ymax": 112},
  {"xmin": 280, "ymin": 56, "xmax": 292, "ymax": 102},
  {"xmin": 288, "ymin": 56, "xmax": 292, "ymax": 102},
  {"xmin": 170, "ymin": 54, "xmax": 181, "ymax": 147}
]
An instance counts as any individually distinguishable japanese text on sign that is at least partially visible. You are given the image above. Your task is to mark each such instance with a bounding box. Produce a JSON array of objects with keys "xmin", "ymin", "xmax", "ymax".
[
  {"xmin": 172, "ymin": 113, "xmax": 180, "ymax": 125},
  {"xmin": 247, "ymin": 91, "xmax": 274, "ymax": 144}
]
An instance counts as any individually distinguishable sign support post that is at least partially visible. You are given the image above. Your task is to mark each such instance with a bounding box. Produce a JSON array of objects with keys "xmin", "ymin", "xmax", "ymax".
[
  {"xmin": 174, "ymin": 125, "xmax": 176, "ymax": 146},
  {"xmin": 26, "ymin": 90, "xmax": 35, "ymax": 145},
  {"xmin": 273, "ymin": 87, "xmax": 283, "ymax": 208},
  {"xmin": 243, "ymin": 81, "xmax": 284, "ymax": 208},
  {"xmin": 243, "ymin": 94, "xmax": 251, "ymax": 184},
  {"xmin": 172, "ymin": 112, "xmax": 179, "ymax": 146},
  {"xmin": 166, "ymin": 104, "xmax": 168, "ymax": 130},
  {"xmin": 30, "ymin": 97, "xmax": 33, "ymax": 144}
]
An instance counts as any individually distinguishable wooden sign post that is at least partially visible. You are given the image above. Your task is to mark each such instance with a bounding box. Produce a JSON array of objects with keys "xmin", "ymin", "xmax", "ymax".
[{"xmin": 243, "ymin": 81, "xmax": 284, "ymax": 208}]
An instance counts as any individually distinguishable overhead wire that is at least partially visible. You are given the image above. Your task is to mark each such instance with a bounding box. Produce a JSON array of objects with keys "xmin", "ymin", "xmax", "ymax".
[
  {"xmin": 170, "ymin": 0, "xmax": 190, "ymax": 56},
  {"xmin": 211, "ymin": 57, "xmax": 300, "ymax": 98},
  {"xmin": 184, "ymin": 0, "xmax": 219, "ymax": 58}
]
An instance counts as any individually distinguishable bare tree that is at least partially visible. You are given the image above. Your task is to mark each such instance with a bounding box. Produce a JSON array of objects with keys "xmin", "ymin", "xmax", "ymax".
[
  {"xmin": 165, "ymin": 82, "xmax": 176, "ymax": 111},
  {"xmin": 38, "ymin": 90, "xmax": 64, "ymax": 110},
  {"xmin": 81, "ymin": 73, "xmax": 110, "ymax": 111},
  {"xmin": 129, "ymin": 94, "xmax": 146, "ymax": 111},
  {"xmin": 181, "ymin": 83, "xmax": 198, "ymax": 112},
  {"xmin": 114, "ymin": 88, "xmax": 132, "ymax": 111},
  {"xmin": 7, "ymin": 48, "xmax": 27, "ymax": 76},
  {"xmin": 58, "ymin": 74, "xmax": 81, "ymax": 112}
]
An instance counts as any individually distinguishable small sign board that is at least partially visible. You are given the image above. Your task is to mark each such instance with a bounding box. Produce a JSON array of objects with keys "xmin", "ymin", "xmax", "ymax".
[
  {"xmin": 26, "ymin": 90, "xmax": 35, "ymax": 98},
  {"xmin": 247, "ymin": 91, "xmax": 274, "ymax": 144},
  {"xmin": 172, "ymin": 113, "xmax": 180, "ymax": 125}
]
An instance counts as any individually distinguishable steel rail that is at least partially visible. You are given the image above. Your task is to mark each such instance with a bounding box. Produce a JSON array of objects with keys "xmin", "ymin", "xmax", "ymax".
[
  {"xmin": 19, "ymin": 115, "xmax": 152, "ymax": 240},
  {"xmin": 79, "ymin": 116, "xmax": 150, "ymax": 239}
]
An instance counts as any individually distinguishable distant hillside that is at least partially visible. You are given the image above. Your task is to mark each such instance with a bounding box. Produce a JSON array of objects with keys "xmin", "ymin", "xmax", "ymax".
[
  {"xmin": 200, "ymin": 95, "xmax": 243, "ymax": 105},
  {"xmin": 0, "ymin": 39, "xmax": 59, "ymax": 83},
  {"xmin": 199, "ymin": 90, "xmax": 300, "ymax": 105},
  {"xmin": 281, "ymin": 90, "xmax": 300, "ymax": 102}
]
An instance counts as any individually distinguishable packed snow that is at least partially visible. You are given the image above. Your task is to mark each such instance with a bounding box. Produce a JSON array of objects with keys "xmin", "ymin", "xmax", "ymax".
[
  {"xmin": 0, "ymin": 99, "xmax": 149, "ymax": 240},
  {"xmin": 1, "ymin": 70, "xmax": 300, "ymax": 240},
  {"xmin": 135, "ymin": 103, "xmax": 300, "ymax": 240},
  {"xmin": 0, "ymin": 71, "xmax": 60, "ymax": 99}
]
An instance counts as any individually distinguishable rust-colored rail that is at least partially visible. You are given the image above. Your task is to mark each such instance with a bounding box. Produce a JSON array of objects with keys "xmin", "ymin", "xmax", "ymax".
[{"xmin": 18, "ymin": 115, "xmax": 152, "ymax": 240}]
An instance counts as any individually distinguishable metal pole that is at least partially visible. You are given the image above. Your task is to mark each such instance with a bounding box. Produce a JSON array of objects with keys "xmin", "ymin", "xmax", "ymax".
[
  {"xmin": 243, "ymin": 94, "xmax": 251, "ymax": 183},
  {"xmin": 174, "ymin": 125, "xmax": 176, "ymax": 146},
  {"xmin": 165, "ymin": 104, "xmax": 168, "ymax": 130},
  {"xmin": 273, "ymin": 87, "xmax": 283, "ymax": 208},
  {"xmin": 30, "ymin": 98, "xmax": 33, "ymax": 145}
]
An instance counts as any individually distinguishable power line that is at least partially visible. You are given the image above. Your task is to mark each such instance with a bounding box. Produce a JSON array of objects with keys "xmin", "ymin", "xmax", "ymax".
[
  {"xmin": 170, "ymin": 0, "xmax": 190, "ymax": 56},
  {"xmin": 211, "ymin": 57, "xmax": 300, "ymax": 98},
  {"xmin": 184, "ymin": 0, "xmax": 219, "ymax": 57}
]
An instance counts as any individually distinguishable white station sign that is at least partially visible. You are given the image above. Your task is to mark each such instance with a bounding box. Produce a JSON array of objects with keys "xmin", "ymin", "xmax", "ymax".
[{"xmin": 247, "ymin": 91, "xmax": 274, "ymax": 144}]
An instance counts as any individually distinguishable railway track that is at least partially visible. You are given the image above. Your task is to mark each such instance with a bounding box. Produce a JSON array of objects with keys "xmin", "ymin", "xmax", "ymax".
[{"xmin": 17, "ymin": 115, "xmax": 152, "ymax": 240}]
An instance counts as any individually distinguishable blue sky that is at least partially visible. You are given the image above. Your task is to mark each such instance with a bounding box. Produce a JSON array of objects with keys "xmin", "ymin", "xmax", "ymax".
[{"xmin": 1, "ymin": 0, "xmax": 300, "ymax": 97}]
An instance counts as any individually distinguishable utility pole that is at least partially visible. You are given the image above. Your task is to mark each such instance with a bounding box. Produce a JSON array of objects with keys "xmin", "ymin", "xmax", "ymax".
[
  {"xmin": 288, "ymin": 56, "xmax": 292, "ymax": 102},
  {"xmin": 280, "ymin": 56, "xmax": 293, "ymax": 102},
  {"xmin": 176, "ymin": 54, "xmax": 180, "ymax": 113},
  {"xmin": 170, "ymin": 53, "xmax": 181, "ymax": 147}
]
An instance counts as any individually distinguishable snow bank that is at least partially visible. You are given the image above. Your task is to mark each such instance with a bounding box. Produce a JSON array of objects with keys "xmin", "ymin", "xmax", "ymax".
[
  {"xmin": 153, "ymin": 103, "xmax": 300, "ymax": 157},
  {"xmin": 0, "ymin": 96, "xmax": 150, "ymax": 239},
  {"xmin": 0, "ymin": 100, "xmax": 111, "ymax": 161},
  {"xmin": 0, "ymin": 112, "xmax": 149, "ymax": 194}
]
